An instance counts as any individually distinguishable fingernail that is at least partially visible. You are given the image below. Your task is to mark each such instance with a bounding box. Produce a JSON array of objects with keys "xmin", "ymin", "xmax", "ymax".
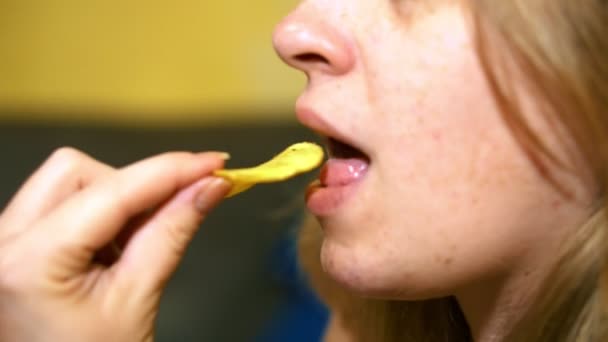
[
  {"xmin": 194, "ymin": 177, "xmax": 232, "ymax": 214},
  {"xmin": 216, "ymin": 152, "xmax": 231, "ymax": 161},
  {"xmin": 205, "ymin": 152, "xmax": 231, "ymax": 161}
]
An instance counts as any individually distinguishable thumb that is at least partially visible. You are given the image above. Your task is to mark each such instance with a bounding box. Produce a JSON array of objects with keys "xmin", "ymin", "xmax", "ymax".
[{"xmin": 115, "ymin": 177, "xmax": 231, "ymax": 293}]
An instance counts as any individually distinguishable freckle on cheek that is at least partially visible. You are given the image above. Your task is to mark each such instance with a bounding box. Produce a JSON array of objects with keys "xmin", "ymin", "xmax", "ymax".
[
  {"xmin": 434, "ymin": 255, "xmax": 454, "ymax": 266},
  {"xmin": 432, "ymin": 131, "xmax": 442, "ymax": 142},
  {"xmin": 551, "ymin": 200, "xmax": 562, "ymax": 209}
]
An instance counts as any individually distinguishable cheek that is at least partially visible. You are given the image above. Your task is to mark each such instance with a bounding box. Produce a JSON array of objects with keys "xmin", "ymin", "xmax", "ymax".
[
  {"xmin": 346, "ymin": 136, "xmax": 549, "ymax": 299},
  {"xmin": 333, "ymin": 61, "xmax": 548, "ymax": 299},
  {"xmin": 317, "ymin": 6, "xmax": 577, "ymax": 300},
  {"xmin": 374, "ymin": 16, "xmax": 527, "ymax": 208}
]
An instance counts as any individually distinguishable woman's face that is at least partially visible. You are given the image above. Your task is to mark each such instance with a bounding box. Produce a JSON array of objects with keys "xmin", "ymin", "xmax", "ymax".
[{"xmin": 273, "ymin": 1, "xmax": 588, "ymax": 299}]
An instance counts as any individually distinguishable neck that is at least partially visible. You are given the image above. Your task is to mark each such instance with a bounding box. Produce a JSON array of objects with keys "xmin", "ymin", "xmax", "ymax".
[
  {"xmin": 457, "ymin": 275, "xmax": 526, "ymax": 341},
  {"xmin": 455, "ymin": 250, "xmax": 561, "ymax": 342},
  {"xmin": 456, "ymin": 204, "xmax": 589, "ymax": 341}
]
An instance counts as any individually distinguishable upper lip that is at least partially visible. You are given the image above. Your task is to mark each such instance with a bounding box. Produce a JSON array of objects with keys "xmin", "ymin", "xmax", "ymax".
[{"xmin": 295, "ymin": 103, "xmax": 368, "ymax": 158}]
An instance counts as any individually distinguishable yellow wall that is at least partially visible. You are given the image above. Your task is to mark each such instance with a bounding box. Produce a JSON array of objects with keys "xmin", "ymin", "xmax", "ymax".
[{"xmin": 0, "ymin": 0, "xmax": 303, "ymax": 125}]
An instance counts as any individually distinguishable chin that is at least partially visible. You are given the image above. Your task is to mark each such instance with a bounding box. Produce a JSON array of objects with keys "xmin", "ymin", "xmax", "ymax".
[
  {"xmin": 318, "ymin": 236, "xmax": 454, "ymax": 301},
  {"xmin": 320, "ymin": 238, "xmax": 407, "ymax": 299}
]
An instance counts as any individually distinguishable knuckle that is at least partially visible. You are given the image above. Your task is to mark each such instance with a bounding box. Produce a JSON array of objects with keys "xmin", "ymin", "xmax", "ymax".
[
  {"xmin": 78, "ymin": 179, "xmax": 127, "ymax": 228},
  {"xmin": 91, "ymin": 176, "xmax": 141, "ymax": 227},
  {"xmin": 47, "ymin": 147, "xmax": 89, "ymax": 173},
  {"xmin": 107, "ymin": 182, "xmax": 136, "ymax": 221},
  {"xmin": 49, "ymin": 146, "xmax": 84, "ymax": 161}
]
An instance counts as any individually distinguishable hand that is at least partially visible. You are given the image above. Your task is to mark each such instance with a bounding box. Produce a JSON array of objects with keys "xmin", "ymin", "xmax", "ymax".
[{"xmin": 0, "ymin": 147, "xmax": 231, "ymax": 342}]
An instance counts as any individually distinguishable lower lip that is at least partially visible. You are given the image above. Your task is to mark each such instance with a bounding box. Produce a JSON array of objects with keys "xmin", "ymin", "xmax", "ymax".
[{"xmin": 306, "ymin": 158, "xmax": 369, "ymax": 216}]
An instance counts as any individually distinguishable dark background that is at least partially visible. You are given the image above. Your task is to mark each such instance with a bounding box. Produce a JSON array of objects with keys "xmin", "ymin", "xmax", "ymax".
[{"xmin": 0, "ymin": 119, "xmax": 326, "ymax": 341}]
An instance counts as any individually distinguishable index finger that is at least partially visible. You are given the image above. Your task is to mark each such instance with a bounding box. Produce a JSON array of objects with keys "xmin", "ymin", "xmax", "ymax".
[
  {"xmin": 0, "ymin": 147, "xmax": 113, "ymax": 236},
  {"xmin": 37, "ymin": 151, "xmax": 229, "ymax": 266}
]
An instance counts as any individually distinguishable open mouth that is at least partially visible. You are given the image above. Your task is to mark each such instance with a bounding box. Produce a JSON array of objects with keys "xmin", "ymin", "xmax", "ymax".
[
  {"xmin": 315, "ymin": 137, "xmax": 371, "ymax": 188},
  {"xmin": 326, "ymin": 137, "xmax": 370, "ymax": 163}
]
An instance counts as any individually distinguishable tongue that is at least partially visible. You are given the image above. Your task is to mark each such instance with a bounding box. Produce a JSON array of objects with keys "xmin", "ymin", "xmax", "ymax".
[{"xmin": 319, "ymin": 158, "xmax": 369, "ymax": 187}]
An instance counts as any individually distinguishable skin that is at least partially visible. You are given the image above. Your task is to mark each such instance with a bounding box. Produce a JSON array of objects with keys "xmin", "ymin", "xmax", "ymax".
[
  {"xmin": 0, "ymin": 148, "xmax": 230, "ymax": 341},
  {"xmin": 0, "ymin": 1, "xmax": 594, "ymax": 341},
  {"xmin": 273, "ymin": 0, "xmax": 593, "ymax": 341}
]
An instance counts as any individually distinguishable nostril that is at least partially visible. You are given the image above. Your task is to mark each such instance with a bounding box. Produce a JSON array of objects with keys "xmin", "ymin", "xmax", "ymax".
[
  {"xmin": 294, "ymin": 53, "xmax": 330, "ymax": 65},
  {"xmin": 273, "ymin": 18, "xmax": 354, "ymax": 75}
]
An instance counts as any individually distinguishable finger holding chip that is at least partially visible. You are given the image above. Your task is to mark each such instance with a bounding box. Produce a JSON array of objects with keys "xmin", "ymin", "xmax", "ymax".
[{"xmin": 214, "ymin": 142, "xmax": 325, "ymax": 197}]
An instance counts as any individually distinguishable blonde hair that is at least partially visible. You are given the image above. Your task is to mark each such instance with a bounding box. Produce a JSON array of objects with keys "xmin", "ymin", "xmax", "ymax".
[
  {"xmin": 474, "ymin": 0, "xmax": 608, "ymax": 340},
  {"xmin": 297, "ymin": 0, "xmax": 608, "ymax": 340}
]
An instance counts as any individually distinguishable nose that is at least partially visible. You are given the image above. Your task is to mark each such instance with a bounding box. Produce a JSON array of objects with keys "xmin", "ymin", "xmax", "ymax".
[{"xmin": 273, "ymin": 10, "xmax": 355, "ymax": 76}]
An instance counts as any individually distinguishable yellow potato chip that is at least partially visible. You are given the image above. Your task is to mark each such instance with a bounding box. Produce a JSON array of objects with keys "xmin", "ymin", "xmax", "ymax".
[{"xmin": 213, "ymin": 142, "xmax": 324, "ymax": 197}]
